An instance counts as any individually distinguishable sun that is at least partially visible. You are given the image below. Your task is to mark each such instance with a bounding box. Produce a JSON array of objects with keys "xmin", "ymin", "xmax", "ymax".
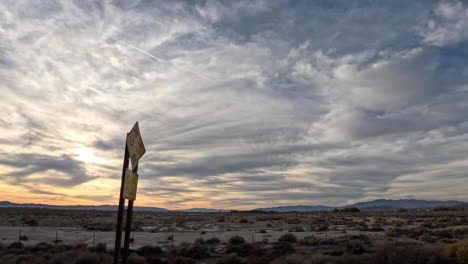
[{"xmin": 74, "ymin": 148, "xmax": 103, "ymax": 163}]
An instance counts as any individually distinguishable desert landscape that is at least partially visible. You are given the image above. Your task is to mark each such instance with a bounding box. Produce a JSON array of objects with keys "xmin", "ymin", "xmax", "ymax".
[
  {"xmin": 2, "ymin": 0, "xmax": 468, "ymax": 263},
  {"xmin": 1, "ymin": 207, "xmax": 467, "ymax": 263}
]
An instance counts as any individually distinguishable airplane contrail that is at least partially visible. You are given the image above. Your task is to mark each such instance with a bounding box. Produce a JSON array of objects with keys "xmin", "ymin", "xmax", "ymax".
[
  {"xmin": 109, "ymin": 37, "xmax": 214, "ymax": 82},
  {"xmin": 109, "ymin": 37, "xmax": 164, "ymax": 62}
]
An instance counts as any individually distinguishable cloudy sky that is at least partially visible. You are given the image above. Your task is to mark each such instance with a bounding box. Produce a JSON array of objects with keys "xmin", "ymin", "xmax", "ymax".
[{"xmin": 1, "ymin": 0, "xmax": 467, "ymax": 210}]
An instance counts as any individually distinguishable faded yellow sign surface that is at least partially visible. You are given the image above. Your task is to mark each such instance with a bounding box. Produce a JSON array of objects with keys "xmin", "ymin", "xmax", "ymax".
[
  {"xmin": 123, "ymin": 169, "xmax": 138, "ymax": 201},
  {"xmin": 127, "ymin": 122, "xmax": 146, "ymax": 171}
]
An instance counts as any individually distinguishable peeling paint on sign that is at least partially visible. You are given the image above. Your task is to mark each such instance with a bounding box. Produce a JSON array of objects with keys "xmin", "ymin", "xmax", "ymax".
[
  {"xmin": 127, "ymin": 122, "xmax": 146, "ymax": 171},
  {"xmin": 123, "ymin": 169, "xmax": 138, "ymax": 201}
]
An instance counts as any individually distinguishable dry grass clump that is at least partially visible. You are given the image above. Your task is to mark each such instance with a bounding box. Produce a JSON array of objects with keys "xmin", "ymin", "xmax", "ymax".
[
  {"xmin": 278, "ymin": 233, "xmax": 297, "ymax": 243},
  {"xmin": 216, "ymin": 254, "xmax": 244, "ymax": 264},
  {"xmin": 445, "ymin": 239, "xmax": 468, "ymax": 264}
]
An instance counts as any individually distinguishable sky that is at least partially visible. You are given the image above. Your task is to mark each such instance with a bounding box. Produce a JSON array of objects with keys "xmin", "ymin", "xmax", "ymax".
[{"xmin": 0, "ymin": 0, "xmax": 468, "ymax": 210}]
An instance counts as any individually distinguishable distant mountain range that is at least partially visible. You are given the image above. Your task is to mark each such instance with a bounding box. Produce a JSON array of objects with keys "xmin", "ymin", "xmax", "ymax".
[
  {"xmin": 0, "ymin": 201, "xmax": 168, "ymax": 212},
  {"xmin": 1, "ymin": 199, "xmax": 466, "ymax": 212},
  {"xmin": 255, "ymin": 199, "xmax": 467, "ymax": 212}
]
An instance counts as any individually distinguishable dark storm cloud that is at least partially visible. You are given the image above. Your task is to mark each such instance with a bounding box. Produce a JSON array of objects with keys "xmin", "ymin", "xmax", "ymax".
[{"xmin": 0, "ymin": 154, "xmax": 94, "ymax": 186}]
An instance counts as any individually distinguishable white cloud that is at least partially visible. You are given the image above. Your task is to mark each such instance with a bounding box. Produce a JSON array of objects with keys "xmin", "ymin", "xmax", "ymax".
[{"xmin": 420, "ymin": 1, "xmax": 468, "ymax": 46}]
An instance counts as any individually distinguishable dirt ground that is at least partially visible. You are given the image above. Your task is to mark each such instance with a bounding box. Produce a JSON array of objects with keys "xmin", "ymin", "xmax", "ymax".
[{"xmin": 0, "ymin": 208, "xmax": 467, "ymax": 250}]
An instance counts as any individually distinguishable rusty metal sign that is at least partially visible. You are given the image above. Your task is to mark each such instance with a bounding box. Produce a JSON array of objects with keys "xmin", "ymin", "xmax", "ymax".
[
  {"xmin": 127, "ymin": 122, "xmax": 146, "ymax": 171},
  {"xmin": 123, "ymin": 169, "xmax": 138, "ymax": 201}
]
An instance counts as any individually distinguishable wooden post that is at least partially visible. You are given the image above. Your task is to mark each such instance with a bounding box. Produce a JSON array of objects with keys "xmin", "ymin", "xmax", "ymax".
[{"xmin": 114, "ymin": 137, "xmax": 129, "ymax": 264}]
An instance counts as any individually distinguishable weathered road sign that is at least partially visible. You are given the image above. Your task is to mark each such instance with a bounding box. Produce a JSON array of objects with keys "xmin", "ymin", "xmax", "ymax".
[
  {"xmin": 114, "ymin": 122, "xmax": 146, "ymax": 264},
  {"xmin": 127, "ymin": 122, "xmax": 146, "ymax": 171},
  {"xmin": 123, "ymin": 169, "xmax": 138, "ymax": 201}
]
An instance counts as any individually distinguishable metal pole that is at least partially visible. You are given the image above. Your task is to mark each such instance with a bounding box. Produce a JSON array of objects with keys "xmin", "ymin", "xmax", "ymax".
[
  {"xmin": 123, "ymin": 163, "xmax": 138, "ymax": 264},
  {"xmin": 56, "ymin": 230, "xmax": 58, "ymax": 242},
  {"xmin": 122, "ymin": 200, "xmax": 134, "ymax": 264},
  {"xmin": 18, "ymin": 229, "xmax": 21, "ymax": 242},
  {"xmin": 114, "ymin": 136, "xmax": 129, "ymax": 264},
  {"xmin": 93, "ymin": 232, "xmax": 96, "ymax": 248}
]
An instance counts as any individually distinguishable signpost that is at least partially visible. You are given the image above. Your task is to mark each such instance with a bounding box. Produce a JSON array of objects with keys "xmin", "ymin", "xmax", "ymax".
[{"xmin": 114, "ymin": 122, "xmax": 145, "ymax": 264}]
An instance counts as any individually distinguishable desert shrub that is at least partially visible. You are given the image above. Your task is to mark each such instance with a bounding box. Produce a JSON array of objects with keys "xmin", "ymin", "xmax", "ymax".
[
  {"xmin": 128, "ymin": 256, "xmax": 146, "ymax": 264},
  {"xmin": 369, "ymin": 225, "xmax": 385, "ymax": 232},
  {"xmin": 94, "ymin": 243, "xmax": 107, "ymax": 252},
  {"xmin": 273, "ymin": 242, "xmax": 295, "ymax": 256},
  {"xmin": 137, "ymin": 245, "xmax": 163, "ymax": 264},
  {"xmin": 418, "ymin": 234, "xmax": 437, "ymax": 243},
  {"xmin": 75, "ymin": 252, "xmax": 101, "ymax": 264},
  {"xmin": 372, "ymin": 244, "xmax": 451, "ymax": 264},
  {"xmin": 19, "ymin": 235, "xmax": 28, "ymax": 241},
  {"xmin": 226, "ymin": 243, "xmax": 254, "ymax": 256},
  {"xmin": 278, "ymin": 233, "xmax": 297, "ymax": 243},
  {"xmin": 194, "ymin": 238, "xmax": 206, "ymax": 244},
  {"xmin": 6, "ymin": 254, "xmax": 46, "ymax": 264},
  {"xmin": 30, "ymin": 242, "xmax": 53, "ymax": 253},
  {"xmin": 318, "ymin": 238, "xmax": 339, "ymax": 245},
  {"xmin": 24, "ymin": 218, "xmax": 39, "ymax": 226},
  {"xmin": 271, "ymin": 254, "xmax": 326, "ymax": 264},
  {"xmin": 245, "ymin": 256, "xmax": 272, "ymax": 264},
  {"xmin": 313, "ymin": 224, "xmax": 329, "ymax": 232},
  {"xmin": 217, "ymin": 254, "xmax": 245, "ymax": 264},
  {"xmin": 177, "ymin": 243, "xmax": 209, "ymax": 259},
  {"xmin": 8, "ymin": 242, "xmax": 24, "ymax": 249},
  {"xmin": 445, "ymin": 240, "xmax": 468, "ymax": 262},
  {"xmin": 289, "ymin": 227, "xmax": 305, "ymax": 232},
  {"xmin": 73, "ymin": 243, "xmax": 88, "ymax": 250},
  {"xmin": 299, "ymin": 235, "xmax": 319, "ymax": 246},
  {"xmin": 343, "ymin": 241, "xmax": 365, "ymax": 255},
  {"xmin": 206, "ymin": 237, "xmax": 220, "ymax": 244},
  {"xmin": 457, "ymin": 246, "xmax": 468, "ymax": 264},
  {"xmin": 239, "ymin": 218, "xmax": 249, "ymax": 224},
  {"xmin": 341, "ymin": 207, "xmax": 360, "ymax": 213},
  {"xmin": 50, "ymin": 244, "xmax": 67, "ymax": 254},
  {"xmin": 169, "ymin": 256, "xmax": 196, "ymax": 264},
  {"xmin": 229, "ymin": 236, "xmax": 246, "ymax": 245}
]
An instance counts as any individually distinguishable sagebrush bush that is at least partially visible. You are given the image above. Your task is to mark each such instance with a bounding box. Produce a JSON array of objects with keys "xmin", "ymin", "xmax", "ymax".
[
  {"xmin": 226, "ymin": 242, "xmax": 254, "ymax": 256},
  {"xmin": 93, "ymin": 242, "xmax": 106, "ymax": 253},
  {"xmin": 457, "ymin": 246, "xmax": 468, "ymax": 264},
  {"xmin": 128, "ymin": 256, "xmax": 146, "ymax": 264},
  {"xmin": 273, "ymin": 242, "xmax": 295, "ymax": 256},
  {"xmin": 278, "ymin": 233, "xmax": 297, "ymax": 243},
  {"xmin": 207, "ymin": 237, "xmax": 221, "ymax": 244},
  {"xmin": 137, "ymin": 245, "xmax": 162, "ymax": 257},
  {"xmin": 169, "ymin": 256, "xmax": 196, "ymax": 264},
  {"xmin": 217, "ymin": 254, "xmax": 245, "ymax": 264},
  {"xmin": 229, "ymin": 236, "xmax": 246, "ymax": 245}
]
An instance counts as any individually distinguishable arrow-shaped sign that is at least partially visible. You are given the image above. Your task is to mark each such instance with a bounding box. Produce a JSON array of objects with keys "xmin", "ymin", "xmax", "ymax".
[{"xmin": 126, "ymin": 122, "xmax": 146, "ymax": 171}]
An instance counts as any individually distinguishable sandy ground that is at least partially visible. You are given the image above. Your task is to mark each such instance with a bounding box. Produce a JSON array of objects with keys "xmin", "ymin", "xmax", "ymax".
[
  {"xmin": 0, "ymin": 226, "xmax": 374, "ymax": 249},
  {"xmin": 1, "ymin": 208, "xmax": 467, "ymax": 250}
]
